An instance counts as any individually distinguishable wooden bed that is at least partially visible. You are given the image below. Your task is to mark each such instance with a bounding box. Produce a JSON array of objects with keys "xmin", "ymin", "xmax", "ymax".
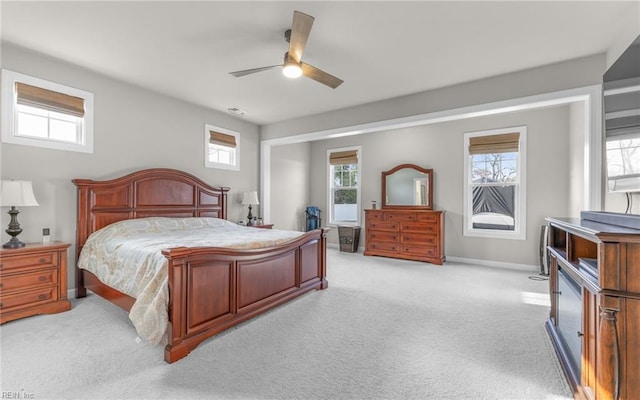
[{"xmin": 73, "ymin": 168, "xmax": 328, "ymax": 363}]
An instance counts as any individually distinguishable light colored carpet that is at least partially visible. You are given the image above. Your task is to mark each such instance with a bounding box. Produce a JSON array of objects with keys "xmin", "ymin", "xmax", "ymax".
[{"xmin": 1, "ymin": 248, "xmax": 572, "ymax": 400}]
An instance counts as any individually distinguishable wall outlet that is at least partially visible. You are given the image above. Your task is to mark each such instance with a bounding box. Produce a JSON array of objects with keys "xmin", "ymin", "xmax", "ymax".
[{"xmin": 42, "ymin": 228, "xmax": 50, "ymax": 243}]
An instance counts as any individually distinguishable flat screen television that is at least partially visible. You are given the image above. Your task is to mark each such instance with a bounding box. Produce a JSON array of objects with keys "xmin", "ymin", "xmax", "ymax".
[{"xmin": 603, "ymin": 35, "xmax": 640, "ymax": 193}]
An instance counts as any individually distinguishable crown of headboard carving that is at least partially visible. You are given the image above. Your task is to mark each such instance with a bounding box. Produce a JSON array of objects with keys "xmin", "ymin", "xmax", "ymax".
[{"xmin": 73, "ymin": 168, "xmax": 229, "ymax": 256}]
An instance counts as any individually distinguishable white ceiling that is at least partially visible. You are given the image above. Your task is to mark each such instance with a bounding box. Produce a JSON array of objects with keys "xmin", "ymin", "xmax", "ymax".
[{"xmin": 1, "ymin": 1, "xmax": 637, "ymax": 125}]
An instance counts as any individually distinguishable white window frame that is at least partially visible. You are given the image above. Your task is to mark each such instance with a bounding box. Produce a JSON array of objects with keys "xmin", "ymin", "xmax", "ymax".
[
  {"xmin": 1, "ymin": 69, "xmax": 94, "ymax": 153},
  {"xmin": 327, "ymin": 145, "xmax": 361, "ymax": 226},
  {"xmin": 204, "ymin": 124, "xmax": 240, "ymax": 171},
  {"xmin": 463, "ymin": 126, "xmax": 527, "ymax": 240}
]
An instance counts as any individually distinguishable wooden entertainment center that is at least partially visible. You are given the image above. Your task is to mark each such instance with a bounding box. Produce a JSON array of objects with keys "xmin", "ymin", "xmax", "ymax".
[{"xmin": 545, "ymin": 212, "xmax": 640, "ymax": 400}]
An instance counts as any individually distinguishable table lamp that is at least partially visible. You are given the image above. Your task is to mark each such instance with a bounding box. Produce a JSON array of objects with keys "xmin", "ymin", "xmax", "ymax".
[
  {"xmin": 241, "ymin": 191, "xmax": 259, "ymax": 225},
  {"xmin": 1, "ymin": 180, "xmax": 39, "ymax": 249}
]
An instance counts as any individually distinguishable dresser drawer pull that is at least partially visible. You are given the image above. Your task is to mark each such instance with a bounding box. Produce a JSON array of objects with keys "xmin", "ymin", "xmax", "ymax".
[
  {"xmin": 0, "ymin": 303, "xmax": 3, "ymax": 309},
  {"xmin": 39, "ymin": 294, "xmax": 46, "ymax": 300},
  {"xmin": 39, "ymin": 276, "xmax": 47, "ymax": 281},
  {"xmin": 0, "ymin": 263, "xmax": 3, "ymax": 269},
  {"xmin": 0, "ymin": 283, "xmax": 3, "ymax": 288},
  {"xmin": 39, "ymin": 258, "xmax": 47, "ymax": 263}
]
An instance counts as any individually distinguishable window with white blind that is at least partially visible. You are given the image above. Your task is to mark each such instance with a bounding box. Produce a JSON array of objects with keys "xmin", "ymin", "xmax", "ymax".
[
  {"xmin": 463, "ymin": 126, "xmax": 527, "ymax": 239},
  {"xmin": 327, "ymin": 146, "xmax": 361, "ymax": 225},
  {"xmin": 204, "ymin": 124, "xmax": 240, "ymax": 171},
  {"xmin": 1, "ymin": 69, "xmax": 94, "ymax": 153}
]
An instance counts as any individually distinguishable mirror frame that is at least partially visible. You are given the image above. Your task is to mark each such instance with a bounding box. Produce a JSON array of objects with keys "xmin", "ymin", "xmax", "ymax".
[{"xmin": 381, "ymin": 164, "xmax": 434, "ymax": 210}]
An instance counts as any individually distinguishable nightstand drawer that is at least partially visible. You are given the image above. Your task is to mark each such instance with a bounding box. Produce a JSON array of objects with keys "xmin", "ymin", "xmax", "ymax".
[
  {"xmin": 0, "ymin": 286, "xmax": 58, "ymax": 311},
  {"xmin": 0, "ymin": 252, "xmax": 57, "ymax": 271},
  {"xmin": 0, "ymin": 268, "xmax": 58, "ymax": 291}
]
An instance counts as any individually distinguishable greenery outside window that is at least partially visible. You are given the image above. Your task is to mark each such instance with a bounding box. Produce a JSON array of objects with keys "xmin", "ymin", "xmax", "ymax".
[
  {"xmin": 464, "ymin": 126, "xmax": 527, "ymax": 240},
  {"xmin": 328, "ymin": 146, "xmax": 361, "ymax": 226}
]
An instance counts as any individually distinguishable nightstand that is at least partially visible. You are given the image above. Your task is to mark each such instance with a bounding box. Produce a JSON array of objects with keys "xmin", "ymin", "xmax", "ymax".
[{"xmin": 0, "ymin": 241, "xmax": 72, "ymax": 323}]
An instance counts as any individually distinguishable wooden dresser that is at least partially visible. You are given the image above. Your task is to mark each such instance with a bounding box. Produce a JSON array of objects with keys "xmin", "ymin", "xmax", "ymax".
[
  {"xmin": 364, "ymin": 209, "xmax": 445, "ymax": 265},
  {"xmin": 0, "ymin": 242, "xmax": 71, "ymax": 323},
  {"xmin": 546, "ymin": 213, "xmax": 640, "ymax": 400}
]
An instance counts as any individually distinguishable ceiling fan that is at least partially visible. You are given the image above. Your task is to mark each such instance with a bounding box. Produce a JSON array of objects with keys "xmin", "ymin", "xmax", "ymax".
[{"xmin": 229, "ymin": 11, "xmax": 344, "ymax": 89}]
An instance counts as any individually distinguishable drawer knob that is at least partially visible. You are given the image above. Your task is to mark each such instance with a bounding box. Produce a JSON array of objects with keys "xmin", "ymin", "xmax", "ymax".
[
  {"xmin": 0, "ymin": 283, "xmax": 3, "ymax": 288},
  {"xmin": 39, "ymin": 276, "xmax": 47, "ymax": 281},
  {"xmin": 39, "ymin": 294, "xmax": 46, "ymax": 300},
  {"xmin": 0, "ymin": 303, "xmax": 3, "ymax": 309},
  {"xmin": 39, "ymin": 258, "xmax": 47, "ymax": 263}
]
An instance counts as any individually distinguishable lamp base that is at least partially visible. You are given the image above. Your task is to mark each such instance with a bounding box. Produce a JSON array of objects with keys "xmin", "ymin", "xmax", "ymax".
[
  {"xmin": 4, "ymin": 206, "xmax": 25, "ymax": 249},
  {"xmin": 246, "ymin": 204, "xmax": 254, "ymax": 224},
  {"xmin": 3, "ymin": 237, "xmax": 26, "ymax": 249}
]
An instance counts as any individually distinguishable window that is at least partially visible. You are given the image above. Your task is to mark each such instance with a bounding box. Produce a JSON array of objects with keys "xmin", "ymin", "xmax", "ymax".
[
  {"xmin": 463, "ymin": 126, "xmax": 526, "ymax": 239},
  {"xmin": 606, "ymin": 134, "xmax": 640, "ymax": 192},
  {"xmin": 1, "ymin": 69, "xmax": 94, "ymax": 153},
  {"xmin": 204, "ymin": 124, "xmax": 240, "ymax": 171},
  {"xmin": 328, "ymin": 146, "xmax": 361, "ymax": 226}
]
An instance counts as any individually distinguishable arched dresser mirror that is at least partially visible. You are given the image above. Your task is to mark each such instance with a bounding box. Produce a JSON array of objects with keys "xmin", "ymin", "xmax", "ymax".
[
  {"xmin": 364, "ymin": 164, "xmax": 445, "ymax": 265},
  {"xmin": 382, "ymin": 164, "xmax": 433, "ymax": 209}
]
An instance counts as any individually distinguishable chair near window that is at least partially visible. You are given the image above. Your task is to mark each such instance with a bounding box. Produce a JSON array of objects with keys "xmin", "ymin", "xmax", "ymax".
[{"xmin": 305, "ymin": 206, "xmax": 321, "ymax": 231}]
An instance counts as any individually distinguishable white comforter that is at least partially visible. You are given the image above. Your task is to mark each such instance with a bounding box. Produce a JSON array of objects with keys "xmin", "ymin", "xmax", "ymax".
[{"xmin": 77, "ymin": 217, "xmax": 304, "ymax": 344}]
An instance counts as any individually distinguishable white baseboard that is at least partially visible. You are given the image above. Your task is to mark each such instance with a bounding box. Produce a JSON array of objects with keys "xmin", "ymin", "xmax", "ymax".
[
  {"xmin": 328, "ymin": 244, "xmax": 538, "ymax": 271},
  {"xmin": 446, "ymin": 256, "xmax": 538, "ymax": 271}
]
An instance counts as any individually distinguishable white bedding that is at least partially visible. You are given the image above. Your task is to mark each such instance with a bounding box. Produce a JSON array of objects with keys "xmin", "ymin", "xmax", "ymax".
[{"xmin": 77, "ymin": 217, "xmax": 305, "ymax": 344}]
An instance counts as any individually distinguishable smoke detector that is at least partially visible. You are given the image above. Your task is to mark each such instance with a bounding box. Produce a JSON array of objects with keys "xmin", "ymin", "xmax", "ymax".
[{"xmin": 227, "ymin": 107, "xmax": 247, "ymax": 116}]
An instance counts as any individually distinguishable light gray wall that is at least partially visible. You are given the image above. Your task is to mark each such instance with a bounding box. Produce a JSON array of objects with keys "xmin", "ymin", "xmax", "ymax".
[
  {"xmin": 307, "ymin": 106, "xmax": 571, "ymax": 267},
  {"xmin": 568, "ymin": 102, "xmax": 586, "ymax": 218},
  {"xmin": 0, "ymin": 43, "xmax": 260, "ymax": 289},
  {"xmin": 270, "ymin": 142, "xmax": 311, "ymax": 231}
]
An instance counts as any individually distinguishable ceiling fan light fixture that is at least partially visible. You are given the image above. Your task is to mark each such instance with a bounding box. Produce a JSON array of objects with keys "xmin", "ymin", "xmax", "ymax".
[{"xmin": 282, "ymin": 61, "xmax": 302, "ymax": 78}]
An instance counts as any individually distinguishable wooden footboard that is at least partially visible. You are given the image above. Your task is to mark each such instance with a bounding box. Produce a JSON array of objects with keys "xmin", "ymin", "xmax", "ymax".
[{"xmin": 161, "ymin": 228, "xmax": 328, "ymax": 363}]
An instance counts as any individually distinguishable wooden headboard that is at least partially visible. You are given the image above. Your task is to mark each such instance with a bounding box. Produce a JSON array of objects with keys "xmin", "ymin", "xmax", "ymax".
[{"xmin": 73, "ymin": 168, "xmax": 229, "ymax": 256}]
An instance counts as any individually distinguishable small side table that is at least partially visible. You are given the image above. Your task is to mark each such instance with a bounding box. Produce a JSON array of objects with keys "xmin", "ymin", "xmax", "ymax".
[{"xmin": 0, "ymin": 241, "xmax": 72, "ymax": 323}]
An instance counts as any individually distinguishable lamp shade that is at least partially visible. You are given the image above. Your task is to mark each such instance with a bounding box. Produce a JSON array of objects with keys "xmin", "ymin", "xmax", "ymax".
[
  {"xmin": 0, "ymin": 180, "xmax": 39, "ymax": 207},
  {"xmin": 241, "ymin": 191, "xmax": 259, "ymax": 205}
]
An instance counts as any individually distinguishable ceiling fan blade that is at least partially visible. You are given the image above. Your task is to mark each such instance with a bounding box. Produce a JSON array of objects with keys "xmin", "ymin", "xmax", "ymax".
[
  {"xmin": 301, "ymin": 62, "xmax": 343, "ymax": 89},
  {"xmin": 288, "ymin": 11, "xmax": 314, "ymax": 62},
  {"xmin": 229, "ymin": 65, "xmax": 280, "ymax": 77}
]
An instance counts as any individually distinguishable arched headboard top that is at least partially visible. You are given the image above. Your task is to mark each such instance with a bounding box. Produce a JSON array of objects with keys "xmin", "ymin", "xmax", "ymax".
[{"xmin": 73, "ymin": 168, "xmax": 229, "ymax": 254}]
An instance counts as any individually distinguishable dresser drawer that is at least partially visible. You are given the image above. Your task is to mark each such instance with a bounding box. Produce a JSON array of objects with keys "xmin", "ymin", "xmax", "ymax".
[
  {"xmin": 417, "ymin": 213, "xmax": 439, "ymax": 223},
  {"xmin": 0, "ymin": 252, "xmax": 57, "ymax": 271},
  {"xmin": 368, "ymin": 231, "xmax": 399, "ymax": 243},
  {"xmin": 400, "ymin": 233, "xmax": 437, "ymax": 246},
  {"xmin": 367, "ymin": 241, "xmax": 399, "ymax": 253},
  {"xmin": 367, "ymin": 221, "xmax": 398, "ymax": 231},
  {"xmin": 401, "ymin": 245, "xmax": 437, "ymax": 258},
  {"xmin": 0, "ymin": 268, "xmax": 58, "ymax": 291},
  {"xmin": 385, "ymin": 212, "xmax": 417, "ymax": 222},
  {"xmin": 401, "ymin": 221, "xmax": 438, "ymax": 233},
  {"xmin": 366, "ymin": 211, "xmax": 385, "ymax": 222},
  {"xmin": 0, "ymin": 286, "xmax": 58, "ymax": 311}
]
